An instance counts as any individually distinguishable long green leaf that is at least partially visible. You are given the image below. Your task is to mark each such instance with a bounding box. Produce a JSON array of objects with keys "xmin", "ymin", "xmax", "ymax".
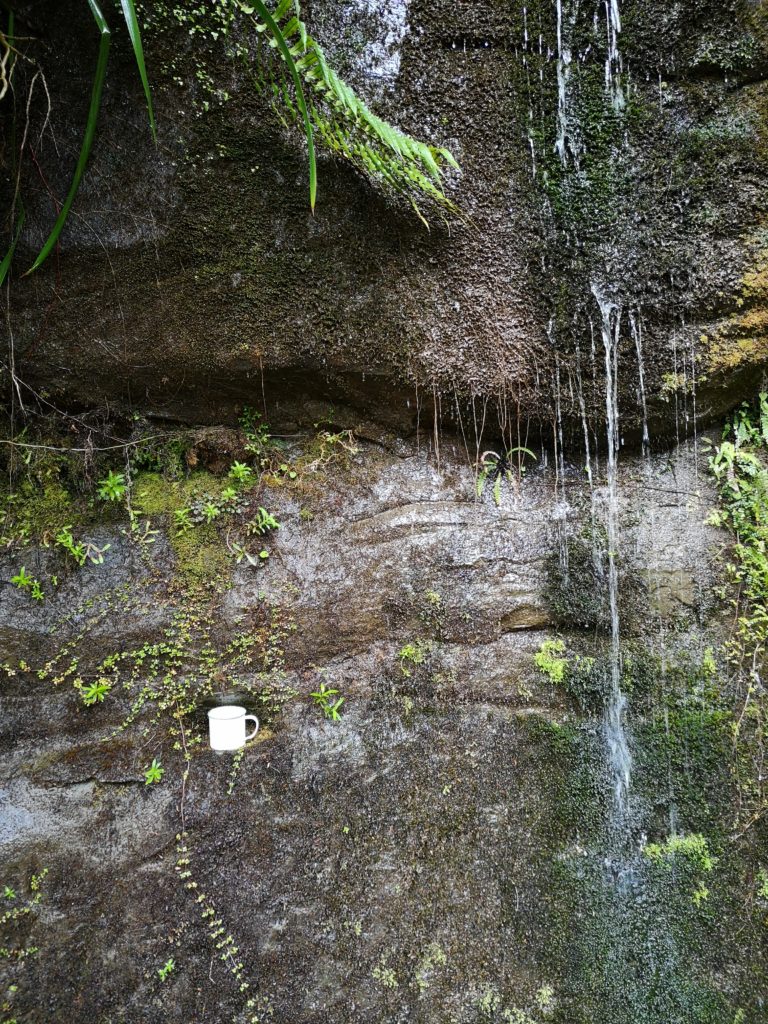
[
  {"xmin": 24, "ymin": 0, "xmax": 111, "ymax": 276},
  {"xmin": 119, "ymin": 0, "xmax": 156, "ymax": 140},
  {"xmin": 247, "ymin": 0, "xmax": 317, "ymax": 212},
  {"xmin": 241, "ymin": 0, "xmax": 458, "ymax": 221},
  {"xmin": 0, "ymin": 208, "xmax": 25, "ymax": 287}
]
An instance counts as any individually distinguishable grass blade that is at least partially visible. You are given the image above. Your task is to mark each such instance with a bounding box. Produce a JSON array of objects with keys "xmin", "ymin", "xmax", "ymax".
[
  {"xmin": 119, "ymin": 0, "xmax": 156, "ymax": 140},
  {"xmin": 248, "ymin": 0, "xmax": 316, "ymax": 211},
  {"xmin": 0, "ymin": 207, "xmax": 25, "ymax": 287},
  {"xmin": 24, "ymin": 0, "xmax": 111, "ymax": 275}
]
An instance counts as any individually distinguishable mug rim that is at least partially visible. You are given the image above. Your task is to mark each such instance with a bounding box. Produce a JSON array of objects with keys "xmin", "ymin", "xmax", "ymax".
[{"xmin": 208, "ymin": 705, "xmax": 246, "ymax": 720}]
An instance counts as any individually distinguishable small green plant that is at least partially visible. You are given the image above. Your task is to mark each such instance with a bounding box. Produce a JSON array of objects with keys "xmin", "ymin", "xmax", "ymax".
[
  {"xmin": 643, "ymin": 832, "xmax": 715, "ymax": 872},
  {"xmin": 202, "ymin": 501, "xmax": 221, "ymax": 524},
  {"xmin": 371, "ymin": 963, "xmax": 398, "ymax": 989},
  {"xmin": 55, "ymin": 526, "xmax": 110, "ymax": 566},
  {"xmin": 157, "ymin": 958, "xmax": 175, "ymax": 981},
  {"xmin": 534, "ymin": 639, "xmax": 568, "ymax": 684},
  {"xmin": 240, "ymin": 408, "xmax": 275, "ymax": 464},
  {"xmin": 757, "ymin": 868, "xmax": 768, "ymax": 900},
  {"xmin": 398, "ymin": 640, "xmax": 430, "ymax": 677},
  {"xmin": 11, "ymin": 567, "xmax": 44, "ymax": 602},
  {"xmin": 228, "ymin": 462, "xmax": 254, "ymax": 486},
  {"xmin": 97, "ymin": 471, "xmax": 127, "ymax": 501},
  {"xmin": 0, "ymin": 869, "xmax": 47, "ymax": 928},
  {"xmin": 173, "ymin": 508, "xmax": 194, "ymax": 535},
  {"xmin": 536, "ymin": 984, "xmax": 555, "ymax": 1011},
  {"xmin": 80, "ymin": 678, "xmax": 112, "ymax": 706},
  {"xmin": 476, "ymin": 447, "xmax": 537, "ymax": 506},
  {"xmin": 310, "ymin": 681, "xmax": 345, "ymax": 721},
  {"xmin": 245, "ymin": 508, "xmax": 281, "ymax": 536},
  {"xmin": 144, "ymin": 758, "xmax": 165, "ymax": 785}
]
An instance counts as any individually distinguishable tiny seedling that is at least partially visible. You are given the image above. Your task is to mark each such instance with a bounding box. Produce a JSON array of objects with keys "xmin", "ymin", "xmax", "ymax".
[
  {"xmin": 311, "ymin": 682, "xmax": 345, "ymax": 721},
  {"xmin": 158, "ymin": 958, "xmax": 175, "ymax": 981},
  {"xmin": 97, "ymin": 470, "xmax": 127, "ymax": 501},
  {"xmin": 202, "ymin": 501, "xmax": 221, "ymax": 524},
  {"xmin": 3, "ymin": 887, "xmax": 16, "ymax": 900},
  {"xmin": 144, "ymin": 758, "xmax": 164, "ymax": 785}
]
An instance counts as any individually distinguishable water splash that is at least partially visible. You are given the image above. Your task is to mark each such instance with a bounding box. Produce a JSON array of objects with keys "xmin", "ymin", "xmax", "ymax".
[{"xmin": 591, "ymin": 283, "xmax": 632, "ymax": 820}]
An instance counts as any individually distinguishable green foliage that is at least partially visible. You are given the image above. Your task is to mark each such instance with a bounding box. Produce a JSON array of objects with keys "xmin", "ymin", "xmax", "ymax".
[
  {"xmin": 310, "ymin": 681, "xmax": 344, "ymax": 721},
  {"xmin": 79, "ymin": 677, "xmax": 112, "ymax": 706},
  {"xmin": 55, "ymin": 525, "xmax": 110, "ymax": 566},
  {"xmin": 534, "ymin": 639, "xmax": 568, "ymax": 684},
  {"xmin": 157, "ymin": 958, "xmax": 175, "ymax": 981},
  {"xmin": 476, "ymin": 447, "xmax": 537, "ymax": 506},
  {"xmin": 240, "ymin": 408, "xmax": 275, "ymax": 463},
  {"xmin": 97, "ymin": 471, "xmax": 127, "ymax": 501},
  {"xmin": 143, "ymin": 758, "xmax": 164, "ymax": 785},
  {"xmin": 238, "ymin": 0, "xmax": 458, "ymax": 222},
  {"xmin": 245, "ymin": 507, "xmax": 280, "ymax": 536},
  {"xmin": 11, "ymin": 567, "xmax": 44, "ymax": 602},
  {"xmin": 0, "ymin": 866, "xmax": 47, "ymax": 990},
  {"xmin": 643, "ymin": 833, "xmax": 716, "ymax": 872},
  {"xmin": 707, "ymin": 393, "xmax": 768, "ymax": 823},
  {"xmin": 228, "ymin": 461, "xmax": 254, "ymax": 486},
  {"xmin": 398, "ymin": 640, "xmax": 431, "ymax": 677},
  {"xmin": 21, "ymin": 0, "xmax": 154, "ymax": 275}
]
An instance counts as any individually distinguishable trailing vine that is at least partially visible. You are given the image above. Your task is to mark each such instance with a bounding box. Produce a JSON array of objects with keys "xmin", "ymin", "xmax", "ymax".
[{"xmin": 707, "ymin": 392, "xmax": 768, "ymax": 830}]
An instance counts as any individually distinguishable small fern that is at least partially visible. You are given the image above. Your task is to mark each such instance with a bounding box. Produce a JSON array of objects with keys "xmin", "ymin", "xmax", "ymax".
[{"xmin": 240, "ymin": 0, "xmax": 459, "ymax": 223}]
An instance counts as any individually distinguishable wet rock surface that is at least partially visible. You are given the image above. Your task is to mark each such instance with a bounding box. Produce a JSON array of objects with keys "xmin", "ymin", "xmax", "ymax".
[
  {"xmin": 3, "ymin": 0, "xmax": 768, "ymax": 433},
  {"xmin": 1, "ymin": 435, "xmax": 762, "ymax": 1023}
]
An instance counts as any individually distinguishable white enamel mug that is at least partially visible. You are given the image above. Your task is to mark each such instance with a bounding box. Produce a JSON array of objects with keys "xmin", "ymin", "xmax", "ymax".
[{"xmin": 207, "ymin": 705, "xmax": 259, "ymax": 751}]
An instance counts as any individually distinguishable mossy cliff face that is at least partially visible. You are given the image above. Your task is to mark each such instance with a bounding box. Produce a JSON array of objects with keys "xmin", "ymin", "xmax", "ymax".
[
  {"xmin": 1, "ymin": 431, "xmax": 766, "ymax": 1023},
  {"xmin": 3, "ymin": 0, "xmax": 768, "ymax": 434}
]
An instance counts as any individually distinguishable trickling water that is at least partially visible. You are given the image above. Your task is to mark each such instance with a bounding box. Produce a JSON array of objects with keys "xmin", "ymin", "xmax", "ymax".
[
  {"xmin": 555, "ymin": 0, "xmax": 580, "ymax": 166},
  {"xmin": 591, "ymin": 283, "xmax": 632, "ymax": 821},
  {"xmin": 629, "ymin": 311, "xmax": 649, "ymax": 456},
  {"xmin": 604, "ymin": 0, "xmax": 624, "ymax": 110}
]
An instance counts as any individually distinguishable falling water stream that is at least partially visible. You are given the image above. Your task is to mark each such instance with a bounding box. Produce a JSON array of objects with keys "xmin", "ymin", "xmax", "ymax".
[{"xmin": 591, "ymin": 284, "xmax": 633, "ymax": 825}]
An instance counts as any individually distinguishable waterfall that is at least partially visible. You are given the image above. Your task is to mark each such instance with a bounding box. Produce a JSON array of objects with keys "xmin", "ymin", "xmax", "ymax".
[{"xmin": 591, "ymin": 284, "xmax": 632, "ymax": 821}]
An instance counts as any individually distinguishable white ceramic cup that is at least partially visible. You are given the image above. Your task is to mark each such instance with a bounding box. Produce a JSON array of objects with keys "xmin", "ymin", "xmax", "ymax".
[{"xmin": 207, "ymin": 705, "xmax": 259, "ymax": 751}]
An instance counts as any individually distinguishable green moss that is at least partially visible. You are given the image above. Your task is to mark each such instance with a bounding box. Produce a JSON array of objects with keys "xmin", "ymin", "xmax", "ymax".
[{"xmin": 133, "ymin": 470, "xmax": 225, "ymax": 515}]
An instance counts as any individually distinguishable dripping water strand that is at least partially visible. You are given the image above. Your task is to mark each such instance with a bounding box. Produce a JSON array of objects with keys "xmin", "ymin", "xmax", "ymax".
[{"xmin": 592, "ymin": 284, "xmax": 632, "ymax": 822}]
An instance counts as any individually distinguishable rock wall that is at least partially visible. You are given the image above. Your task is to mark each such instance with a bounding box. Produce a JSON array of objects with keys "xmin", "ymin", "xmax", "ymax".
[
  {"xmin": 3, "ymin": 0, "xmax": 768, "ymax": 432},
  {"xmin": 1, "ymin": 431, "xmax": 765, "ymax": 1023}
]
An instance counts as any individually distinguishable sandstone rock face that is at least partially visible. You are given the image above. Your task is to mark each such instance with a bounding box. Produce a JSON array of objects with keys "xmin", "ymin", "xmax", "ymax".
[
  {"xmin": 4, "ymin": 0, "xmax": 768, "ymax": 435},
  {"xmin": 1, "ymin": 436, "xmax": 761, "ymax": 1023}
]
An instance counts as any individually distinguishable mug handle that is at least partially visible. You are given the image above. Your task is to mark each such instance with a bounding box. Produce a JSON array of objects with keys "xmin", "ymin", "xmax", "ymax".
[{"xmin": 244, "ymin": 715, "xmax": 259, "ymax": 742}]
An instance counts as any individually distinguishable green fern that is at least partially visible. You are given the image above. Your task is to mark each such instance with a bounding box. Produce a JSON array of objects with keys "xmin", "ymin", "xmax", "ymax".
[{"xmin": 239, "ymin": 0, "xmax": 459, "ymax": 223}]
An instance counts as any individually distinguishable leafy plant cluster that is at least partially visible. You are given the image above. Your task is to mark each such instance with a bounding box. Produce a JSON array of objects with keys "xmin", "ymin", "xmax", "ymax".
[
  {"xmin": 1, "ymin": 868, "xmax": 48, "ymax": 1023},
  {"xmin": 11, "ymin": 523, "xmax": 111, "ymax": 603},
  {"xmin": 2, "ymin": 0, "xmax": 459, "ymax": 288},
  {"xmin": 310, "ymin": 680, "xmax": 344, "ymax": 721},
  {"xmin": 707, "ymin": 394, "xmax": 768, "ymax": 826},
  {"xmin": 476, "ymin": 447, "xmax": 537, "ymax": 506},
  {"xmin": 643, "ymin": 832, "xmax": 715, "ymax": 907}
]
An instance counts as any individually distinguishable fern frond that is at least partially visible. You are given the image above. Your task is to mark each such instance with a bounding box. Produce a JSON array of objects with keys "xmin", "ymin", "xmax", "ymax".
[{"xmin": 237, "ymin": 0, "xmax": 459, "ymax": 223}]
